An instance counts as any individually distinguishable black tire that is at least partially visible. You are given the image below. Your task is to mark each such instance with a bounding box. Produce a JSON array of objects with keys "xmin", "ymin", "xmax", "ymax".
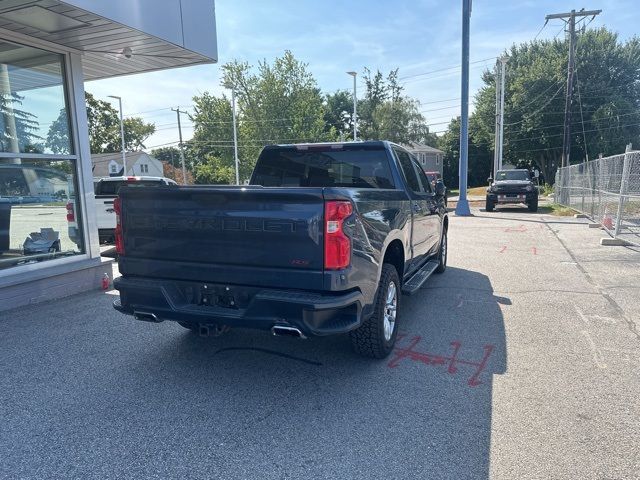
[
  {"xmin": 528, "ymin": 197, "xmax": 538, "ymax": 212},
  {"xmin": 350, "ymin": 264, "xmax": 400, "ymax": 359},
  {"xmin": 435, "ymin": 228, "xmax": 447, "ymax": 273},
  {"xmin": 485, "ymin": 197, "xmax": 494, "ymax": 212}
]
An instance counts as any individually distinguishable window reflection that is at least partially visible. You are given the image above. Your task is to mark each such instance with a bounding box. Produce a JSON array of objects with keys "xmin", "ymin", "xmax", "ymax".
[
  {"xmin": 0, "ymin": 41, "xmax": 71, "ymax": 155},
  {"xmin": 0, "ymin": 160, "xmax": 83, "ymax": 270}
]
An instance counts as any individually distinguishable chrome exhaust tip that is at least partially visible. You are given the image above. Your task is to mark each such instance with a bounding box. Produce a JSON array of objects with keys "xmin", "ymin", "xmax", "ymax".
[
  {"xmin": 133, "ymin": 311, "xmax": 160, "ymax": 323},
  {"xmin": 271, "ymin": 325, "xmax": 306, "ymax": 339}
]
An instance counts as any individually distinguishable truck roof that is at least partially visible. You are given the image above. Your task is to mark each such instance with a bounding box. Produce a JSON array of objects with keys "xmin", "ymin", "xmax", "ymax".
[{"xmin": 264, "ymin": 141, "xmax": 389, "ymax": 149}]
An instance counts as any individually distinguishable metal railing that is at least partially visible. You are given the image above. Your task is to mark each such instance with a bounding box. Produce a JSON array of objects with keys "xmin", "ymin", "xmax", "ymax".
[{"xmin": 555, "ymin": 145, "xmax": 640, "ymax": 247}]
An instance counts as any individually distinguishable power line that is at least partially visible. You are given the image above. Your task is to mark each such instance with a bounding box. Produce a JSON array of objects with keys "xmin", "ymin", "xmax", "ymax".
[
  {"xmin": 506, "ymin": 120, "xmax": 640, "ymax": 148},
  {"xmin": 532, "ymin": 20, "xmax": 549, "ymax": 41},
  {"xmin": 398, "ymin": 56, "xmax": 497, "ymax": 81},
  {"xmin": 503, "ymin": 84, "xmax": 565, "ymax": 126}
]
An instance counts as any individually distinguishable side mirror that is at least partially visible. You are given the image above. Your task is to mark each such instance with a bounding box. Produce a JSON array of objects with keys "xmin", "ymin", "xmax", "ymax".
[
  {"xmin": 487, "ymin": 177, "xmax": 493, "ymax": 184},
  {"xmin": 435, "ymin": 180, "xmax": 446, "ymax": 196}
]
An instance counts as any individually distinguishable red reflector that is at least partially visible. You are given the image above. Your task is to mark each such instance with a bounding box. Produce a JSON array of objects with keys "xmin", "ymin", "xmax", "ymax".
[
  {"xmin": 324, "ymin": 200, "xmax": 352, "ymax": 270},
  {"xmin": 114, "ymin": 196, "xmax": 125, "ymax": 256},
  {"xmin": 66, "ymin": 202, "xmax": 74, "ymax": 222}
]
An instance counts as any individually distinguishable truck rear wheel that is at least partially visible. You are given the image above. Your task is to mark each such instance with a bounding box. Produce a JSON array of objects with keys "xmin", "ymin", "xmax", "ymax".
[{"xmin": 350, "ymin": 264, "xmax": 400, "ymax": 359}]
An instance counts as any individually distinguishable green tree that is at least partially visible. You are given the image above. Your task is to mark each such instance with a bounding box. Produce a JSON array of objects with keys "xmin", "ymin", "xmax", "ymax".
[
  {"xmin": 470, "ymin": 28, "xmax": 640, "ymax": 182},
  {"xmin": 46, "ymin": 92, "xmax": 156, "ymax": 154},
  {"xmin": 190, "ymin": 51, "xmax": 329, "ymax": 183},
  {"xmin": 323, "ymin": 89, "xmax": 352, "ymax": 140},
  {"xmin": 187, "ymin": 91, "xmax": 237, "ymax": 184},
  {"xmin": 438, "ymin": 116, "xmax": 493, "ymax": 188},
  {"xmin": 0, "ymin": 91, "xmax": 42, "ymax": 153},
  {"xmin": 357, "ymin": 68, "xmax": 436, "ymax": 145},
  {"xmin": 150, "ymin": 146, "xmax": 182, "ymax": 167}
]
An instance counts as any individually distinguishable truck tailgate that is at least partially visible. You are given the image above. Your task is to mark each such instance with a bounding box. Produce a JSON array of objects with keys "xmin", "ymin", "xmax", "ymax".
[{"xmin": 119, "ymin": 186, "xmax": 326, "ymax": 285}]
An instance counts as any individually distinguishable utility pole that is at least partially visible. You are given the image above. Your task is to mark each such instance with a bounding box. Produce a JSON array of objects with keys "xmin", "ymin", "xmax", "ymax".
[
  {"xmin": 171, "ymin": 107, "xmax": 188, "ymax": 184},
  {"xmin": 455, "ymin": 0, "xmax": 472, "ymax": 216},
  {"xmin": 493, "ymin": 60, "xmax": 501, "ymax": 180},
  {"xmin": 545, "ymin": 8, "xmax": 601, "ymax": 168},
  {"xmin": 231, "ymin": 89, "xmax": 240, "ymax": 185}
]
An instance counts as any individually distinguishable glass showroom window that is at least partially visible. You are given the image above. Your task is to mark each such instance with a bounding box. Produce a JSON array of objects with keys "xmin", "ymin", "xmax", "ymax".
[{"xmin": 0, "ymin": 41, "xmax": 83, "ymax": 271}]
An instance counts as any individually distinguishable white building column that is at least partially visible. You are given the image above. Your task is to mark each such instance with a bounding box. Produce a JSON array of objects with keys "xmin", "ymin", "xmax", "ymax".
[{"xmin": 67, "ymin": 52, "xmax": 100, "ymax": 259}]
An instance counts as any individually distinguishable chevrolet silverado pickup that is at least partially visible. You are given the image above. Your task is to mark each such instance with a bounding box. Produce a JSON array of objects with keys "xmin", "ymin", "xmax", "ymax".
[{"xmin": 113, "ymin": 141, "xmax": 448, "ymax": 358}]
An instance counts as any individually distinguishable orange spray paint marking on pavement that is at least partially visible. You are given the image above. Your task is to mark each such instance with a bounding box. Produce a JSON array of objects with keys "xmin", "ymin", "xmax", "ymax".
[
  {"xmin": 499, "ymin": 246, "xmax": 507, "ymax": 253},
  {"xmin": 388, "ymin": 335, "xmax": 495, "ymax": 387}
]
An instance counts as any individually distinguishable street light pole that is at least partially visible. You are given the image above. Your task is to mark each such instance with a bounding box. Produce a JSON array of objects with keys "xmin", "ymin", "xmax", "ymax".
[
  {"xmin": 498, "ymin": 56, "xmax": 508, "ymax": 170},
  {"xmin": 455, "ymin": 0, "xmax": 472, "ymax": 216},
  {"xmin": 108, "ymin": 95, "xmax": 127, "ymax": 174},
  {"xmin": 347, "ymin": 71, "xmax": 357, "ymax": 141}
]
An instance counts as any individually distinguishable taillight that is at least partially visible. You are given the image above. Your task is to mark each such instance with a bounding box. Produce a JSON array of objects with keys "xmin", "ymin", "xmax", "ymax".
[
  {"xmin": 324, "ymin": 200, "xmax": 353, "ymax": 270},
  {"xmin": 114, "ymin": 196, "xmax": 124, "ymax": 256},
  {"xmin": 66, "ymin": 202, "xmax": 74, "ymax": 222}
]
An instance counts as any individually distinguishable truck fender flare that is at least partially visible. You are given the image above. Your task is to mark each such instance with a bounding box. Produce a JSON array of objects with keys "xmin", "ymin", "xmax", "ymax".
[{"xmin": 377, "ymin": 231, "xmax": 409, "ymax": 284}]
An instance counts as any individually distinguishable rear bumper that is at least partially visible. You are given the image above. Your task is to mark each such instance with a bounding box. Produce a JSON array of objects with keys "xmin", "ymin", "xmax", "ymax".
[
  {"xmin": 113, "ymin": 276, "xmax": 364, "ymax": 336},
  {"xmin": 487, "ymin": 192, "xmax": 536, "ymax": 204}
]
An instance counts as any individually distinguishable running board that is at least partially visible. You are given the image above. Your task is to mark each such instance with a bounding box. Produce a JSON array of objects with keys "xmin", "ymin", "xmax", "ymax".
[{"xmin": 402, "ymin": 260, "xmax": 439, "ymax": 295}]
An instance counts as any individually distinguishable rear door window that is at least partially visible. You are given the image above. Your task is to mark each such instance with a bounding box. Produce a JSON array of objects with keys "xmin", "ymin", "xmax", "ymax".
[
  {"xmin": 395, "ymin": 148, "xmax": 421, "ymax": 193},
  {"xmin": 252, "ymin": 146, "xmax": 395, "ymax": 189},
  {"xmin": 412, "ymin": 159, "xmax": 433, "ymax": 194}
]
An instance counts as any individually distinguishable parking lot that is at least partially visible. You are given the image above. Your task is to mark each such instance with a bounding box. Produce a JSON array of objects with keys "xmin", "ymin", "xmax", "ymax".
[
  {"xmin": 1, "ymin": 207, "xmax": 639, "ymax": 479},
  {"xmin": 6, "ymin": 205, "xmax": 78, "ymax": 252}
]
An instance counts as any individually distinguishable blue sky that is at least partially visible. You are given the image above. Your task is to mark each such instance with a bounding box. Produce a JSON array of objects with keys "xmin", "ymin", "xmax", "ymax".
[{"xmin": 86, "ymin": 0, "xmax": 638, "ymax": 151}]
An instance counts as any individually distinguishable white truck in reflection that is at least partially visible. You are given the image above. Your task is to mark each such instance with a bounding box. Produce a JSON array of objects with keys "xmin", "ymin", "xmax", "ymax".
[{"xmin": 92, "ymin": 176, "xmax": 177, "ymax": 244}]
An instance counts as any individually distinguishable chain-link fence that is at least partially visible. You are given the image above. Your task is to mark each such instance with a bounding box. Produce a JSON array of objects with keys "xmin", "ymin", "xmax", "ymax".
[{"xmin": 555, "ymin": 146, "xmax": 640, "ymax": 247}]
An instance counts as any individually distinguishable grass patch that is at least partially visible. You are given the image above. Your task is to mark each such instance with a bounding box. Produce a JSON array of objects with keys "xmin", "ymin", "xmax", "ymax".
[
  {"xmin": 467, "ymin": 186, "xmax": 488, "ymax": 196},
  {"xmin": 448, "ymin": 186, "xmax": 486, "ymax": 196},
  {"xmin": 538, "ymin": 203, "xmax": 577, "ymax": 216},
  {"xmin": 540, "ymin": 184, "xmax": 554, "ymax": 196}
]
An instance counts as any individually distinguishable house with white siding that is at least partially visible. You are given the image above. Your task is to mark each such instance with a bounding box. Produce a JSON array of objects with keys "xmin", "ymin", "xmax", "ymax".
[{"xmin": 91, "ymin": 152, "xmax": 164, "ymax": 180}]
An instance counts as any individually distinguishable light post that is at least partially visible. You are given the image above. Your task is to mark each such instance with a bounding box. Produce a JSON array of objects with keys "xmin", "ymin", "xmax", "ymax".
[
  {"xmin": 454, "ymin": 0, "xmax": 472, "ymax": 216},
  {"xmin": 347, "ymin": 71, "xmax": 357, "ymax": 141},
  {"xmin": 231, "ymin": 88, "xmax": 240, "ymax": 185},
  {"xmin": 107, "ymin": 95, "xmax": 127, "ymax": 174},
  {"xmin": 224, "ymin": 83, "xmax": 240, "ymax": 185}
]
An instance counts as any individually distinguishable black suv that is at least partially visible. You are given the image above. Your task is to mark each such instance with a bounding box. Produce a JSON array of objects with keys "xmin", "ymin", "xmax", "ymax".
[{"xmin": 486, "ymin": 169, "xmax": 538, "ymax": 212}]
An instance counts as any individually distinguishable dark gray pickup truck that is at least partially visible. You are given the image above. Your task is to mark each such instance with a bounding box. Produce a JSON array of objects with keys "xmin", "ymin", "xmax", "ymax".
[{"xmin": 113, "ymin": 141, "xmax": 448, "ymax": 358}]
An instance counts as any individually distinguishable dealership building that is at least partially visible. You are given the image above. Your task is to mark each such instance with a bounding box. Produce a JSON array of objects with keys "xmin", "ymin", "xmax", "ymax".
[{"xmin": 0, "ymin": 0, "xmax": 217, "ymax": 311}]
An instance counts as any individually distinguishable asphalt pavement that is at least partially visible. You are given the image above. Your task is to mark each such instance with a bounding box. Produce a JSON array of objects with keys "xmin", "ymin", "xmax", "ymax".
[{"xmin": 1, "ymin": 205, "xmax": 639, "ymax": 479}]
